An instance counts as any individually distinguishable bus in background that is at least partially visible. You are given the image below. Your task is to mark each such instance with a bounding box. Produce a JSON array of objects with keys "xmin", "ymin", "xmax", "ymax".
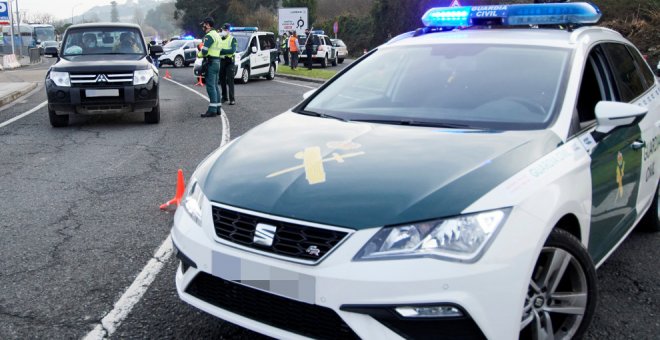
[{"xmin": 1, "ymin": 24, "xmax": 56, "ymax": 54}]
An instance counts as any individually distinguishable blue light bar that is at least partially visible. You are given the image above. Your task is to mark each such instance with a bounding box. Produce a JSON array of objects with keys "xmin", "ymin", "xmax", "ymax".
[
  {"xmin": 311, "ymin": 30, "xmax": 325, "ymax": 35},
  {"xmin": 421, "ymin": 2, "xmax": 601, "ymax": 28},
  {"xmin": 230, "ymin": 27, "xmax": 258, "ymax": 32},
  {"xmin": 182, "ymin": 35, "xmax": 195, "ymax": 40}
]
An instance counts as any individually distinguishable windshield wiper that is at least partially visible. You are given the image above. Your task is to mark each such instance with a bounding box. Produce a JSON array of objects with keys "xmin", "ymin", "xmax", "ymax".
[
  {"xmin": 351, "ymin": 119, "xmax": 476, "ymax": 129},
  {"xmin": 297, "ymin": 110, "xmax": 348, "ymax": 122}
]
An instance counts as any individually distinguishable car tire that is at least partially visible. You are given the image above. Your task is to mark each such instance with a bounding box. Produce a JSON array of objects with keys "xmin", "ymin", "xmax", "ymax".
[
  {"xmin": 520, "ymin": 228, "xmax": 597, "ymax": 340},
  {"xmin": 48, "ymin": 105, "xmax": 69, "ymax": 127},
  {"xmin": 144, "ymin": 102, "xmax": 160, "ymax": 124},
  {"xmin": 331, "ymin": 57, "xmax": 337, "ymax": 67},
  {"xmin": 338, "ymin": 58, "xmax": 344, "ymax": 64},
  {"xmin": 174, "ymin": 55, "xmax": 184, "ymax": 68},
  {"xmin": 266, "ymin": 64, "xmax": 275, "ymax": 80},
  {"xmin": 639, "ymin": 181, "xmax": 660, "ymax": 232},
  {"xmin": 321, "ymin": 55, "xmax": 328, "ymax": 68},
  {"xmin": 239, "ymin": 68, "xmax": 249, "ymax": 84}
]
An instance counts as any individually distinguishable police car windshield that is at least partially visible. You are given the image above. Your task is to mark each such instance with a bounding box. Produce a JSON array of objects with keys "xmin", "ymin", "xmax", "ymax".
[
  {"xmin": 234, "ymin": 35, "xmax": 250, "ymax": 52},
  {"xmin": 164, "ymin": 40, "xmax": 186, "ymax": 50},
  {"xmin": 62, "ymin": 27, "xmax": 146, "ymax": 56},
  {"xmin": 303, "ymin": 44, "xmax": 571, "ymax": 130}
]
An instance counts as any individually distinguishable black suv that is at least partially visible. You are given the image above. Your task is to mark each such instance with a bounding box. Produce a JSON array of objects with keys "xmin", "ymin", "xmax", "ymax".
[{"xmin": 45, "ymin": 23, "xmax": 161, "ymax": 127}]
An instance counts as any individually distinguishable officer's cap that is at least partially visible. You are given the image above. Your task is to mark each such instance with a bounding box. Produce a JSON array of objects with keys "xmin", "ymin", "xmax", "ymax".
[
  {"xmin": 200, "ymin": 17, "xmax": 214, "ymax": 27},
  {"xmin": 222, "ymin": 23, "xmax": 231, "ymax": 31}
]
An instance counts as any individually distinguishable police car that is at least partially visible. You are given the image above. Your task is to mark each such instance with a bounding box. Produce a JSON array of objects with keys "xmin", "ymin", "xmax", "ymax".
[
  {"xmin": 159, "ymin": 37, "xmax": 202, "ymax": 67},
  {"xmin": 172, "ymin": 3, "xmax": 659, "ymax": 339},
  {"xmin": 299, "ymin": 30, "xmax": 338, "ymax": 67},
  {"xmin": 193, "ymin": 27, "xmax": 278, "ymax": 84}
]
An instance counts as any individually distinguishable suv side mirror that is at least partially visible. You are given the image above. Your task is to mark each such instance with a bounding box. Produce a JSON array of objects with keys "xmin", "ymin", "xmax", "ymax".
[
  {"xmin": 592, "ymin": 101, "xmax": 647, "ymax": 139},
  {"xmin": 251, "ymin": 46, "xmax": 257, "ymax": 54}
]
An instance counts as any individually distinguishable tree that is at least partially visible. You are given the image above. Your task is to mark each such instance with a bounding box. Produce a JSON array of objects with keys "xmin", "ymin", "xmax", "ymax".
[
  {"xmin": 133, "ymin": 6, "xmax": 144, "ymax": 26},
  {"xmin": 110, "ymin": 1, "xmax": 119, "ymax": 22},
  {"xmin": 282, "ymin": 0, "xmax": 317, "ymax": 26},
  {"xmin": 145, "ymin": 2, "xmax": 180, "ymax": 38},
  {"xmin": 174, "ymin": 0, "xmax": 229, "ymax": 37}
]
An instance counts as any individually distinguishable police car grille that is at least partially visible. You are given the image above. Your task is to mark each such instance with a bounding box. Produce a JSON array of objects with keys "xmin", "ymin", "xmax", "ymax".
[
  {"xmin": 211, "ymin": 206, "xmax": 350, "ymax": 263},
  {"xmin": 186, "ymin": 272, "xmax": 360, "ymax": 339},
  {"xmin": 70, "ymin": 73, "xmax": 133, "ymax": 87}
]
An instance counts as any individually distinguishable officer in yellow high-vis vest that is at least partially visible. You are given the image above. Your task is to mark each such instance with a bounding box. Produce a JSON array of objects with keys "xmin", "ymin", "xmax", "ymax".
[
  {"xmin": 218, "ymin": 23, "xmax": 238, "ymax": 105},
  {"xmin": 198, "ymin": 17, "xmax": 222, "ymax": 117}
]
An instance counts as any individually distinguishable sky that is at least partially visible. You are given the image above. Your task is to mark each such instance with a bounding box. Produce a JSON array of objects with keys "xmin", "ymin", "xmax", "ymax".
[{"xmin": 16, "ymin": 0, "xmax": 129, "ymax": 22}]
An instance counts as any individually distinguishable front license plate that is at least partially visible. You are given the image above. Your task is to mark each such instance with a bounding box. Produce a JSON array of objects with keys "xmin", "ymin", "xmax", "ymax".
[{"xmin": 85, "ymin": 89, "xmax": 119, "ymax": 97}]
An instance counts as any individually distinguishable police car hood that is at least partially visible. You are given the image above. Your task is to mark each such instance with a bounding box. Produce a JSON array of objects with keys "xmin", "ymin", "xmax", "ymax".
[{"xmin": 203, "ymin": 112, "xmax": 560, "ymax": 229}]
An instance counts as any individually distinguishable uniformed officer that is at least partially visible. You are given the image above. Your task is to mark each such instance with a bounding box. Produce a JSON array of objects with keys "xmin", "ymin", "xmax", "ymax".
[
  {"xmin": 218, "ymin": 23, "xmax": 238, "ymax": 105},
  {"xmin": 280, "ymin": 32, "xmax": 289, "ymax": 66},
  {"xmin": 198, "ymin": 17, "xmax": 222, "ymax": 117}
]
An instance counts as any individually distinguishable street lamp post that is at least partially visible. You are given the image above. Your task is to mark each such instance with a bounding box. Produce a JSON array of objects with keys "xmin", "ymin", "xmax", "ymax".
[{"xmin": 14, "ymin": 0, "xmax": 21, "ymax": 57}]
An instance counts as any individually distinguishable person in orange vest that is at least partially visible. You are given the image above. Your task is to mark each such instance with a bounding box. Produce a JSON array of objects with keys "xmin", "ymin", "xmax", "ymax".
[{"xmin": 288, "ymin": 31, "xmax": 300, "ymax": 70}]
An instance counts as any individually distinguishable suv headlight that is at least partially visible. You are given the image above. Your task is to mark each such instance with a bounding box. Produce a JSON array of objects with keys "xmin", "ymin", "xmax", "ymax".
[
  {"xmin": 133, "ymin": 69, "xmax": 154, "ymax": 85},
  {"xmin": 49, "ymin": 71, "xmax": 70, "ymax": 87},
  {"xmin": 354, "ymin": 209, "xmax": 510, "ymax": 263},
  {"xmin": 182, "ymin": 180, "xmax": 206, "ymax": 226}
]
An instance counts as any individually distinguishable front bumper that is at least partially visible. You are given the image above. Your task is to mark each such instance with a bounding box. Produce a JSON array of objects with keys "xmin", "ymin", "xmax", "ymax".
[
  {"xmin": 172, "ymin": 202, "xmax": 542, "ymax": 339},
  {"xmin": 45, "ymin": 78, "xmax": 158, "ymax": 114}
]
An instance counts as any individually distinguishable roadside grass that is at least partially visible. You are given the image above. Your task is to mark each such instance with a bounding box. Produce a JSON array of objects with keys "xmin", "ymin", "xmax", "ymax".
[{"xmin": 276, "ymin": 66, "xmax": 337, "ymax": 80}]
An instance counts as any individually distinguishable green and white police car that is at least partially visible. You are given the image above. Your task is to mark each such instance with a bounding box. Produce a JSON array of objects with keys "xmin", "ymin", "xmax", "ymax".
[{"xmin": 173, "ymin": 3, "xmax": 659, "ymax": 339}]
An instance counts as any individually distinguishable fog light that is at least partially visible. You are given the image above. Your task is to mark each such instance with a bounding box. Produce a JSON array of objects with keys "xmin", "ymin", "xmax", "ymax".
[
  {"xmin": 395, "ymin": 305, "xmax": 463, "ymax": 318},
  {"xmin": 56, "ymin": 90, "xmax": 66, "ymax": 99},
  {"xmin": 139, "ymin": 88, "xmax": 149, "ymax": 98}
]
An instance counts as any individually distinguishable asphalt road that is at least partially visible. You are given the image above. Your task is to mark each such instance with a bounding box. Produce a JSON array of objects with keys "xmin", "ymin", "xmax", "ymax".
[{"xmin": 0, "ymin": 61, "xmax": 657, "ymax": 339}]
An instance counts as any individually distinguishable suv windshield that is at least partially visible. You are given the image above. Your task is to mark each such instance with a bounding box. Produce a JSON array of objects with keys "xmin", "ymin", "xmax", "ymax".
[
  {"xmin": 303, "ymin": 44, "xmax": 570, "ymax": 130},
  {"xmin": 62, "ymin": 27, "xmax": 145, "ymax": 56}
]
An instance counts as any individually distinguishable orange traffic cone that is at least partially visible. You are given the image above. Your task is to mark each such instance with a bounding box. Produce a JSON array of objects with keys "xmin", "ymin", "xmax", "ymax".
[
  {"xmin": 164, "ymin": 70, "xmax": 172, "ymax": 79},
  {"xmin": 159, "ymin": 169, "xmax": 185, "ymax": 211},
  {"xmin": 194, "ymin": 76, "xmax": 203, "ymax": 86}
]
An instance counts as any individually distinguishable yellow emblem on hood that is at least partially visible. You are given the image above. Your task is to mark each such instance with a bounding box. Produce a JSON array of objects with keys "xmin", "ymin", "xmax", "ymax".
[{"xmin": 267, "ymin": 141, "xmax": 365, "ymax": 185}]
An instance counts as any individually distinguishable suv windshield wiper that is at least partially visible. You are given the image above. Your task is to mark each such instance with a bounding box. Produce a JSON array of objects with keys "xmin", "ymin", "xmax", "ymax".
[
  {"xmin": 351, "ymin": 119, "xmax": 476, "ymax": 129},
  {"xmin": 297, "ymin": 110, "xmax": 348, "ymax": 122}
]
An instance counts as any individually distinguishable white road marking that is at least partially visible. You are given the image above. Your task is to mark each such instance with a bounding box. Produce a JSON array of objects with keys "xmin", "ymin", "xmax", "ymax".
[
  {"xmin": 84, "ymin": 76, "xmax": 231, "ymax": 339},
  {"xmin": 0, "ymin": 100, "xmax": 47, "ymax": 129},
  {"xmin": 273, "ymin": 79, "xmax": 317, "ymax": 89}
]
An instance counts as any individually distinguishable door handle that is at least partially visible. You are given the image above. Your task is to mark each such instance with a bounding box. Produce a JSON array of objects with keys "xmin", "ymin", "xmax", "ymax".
[{"xmin": 630, "ymin": 140, "xmax": 646, "ymax": 150}]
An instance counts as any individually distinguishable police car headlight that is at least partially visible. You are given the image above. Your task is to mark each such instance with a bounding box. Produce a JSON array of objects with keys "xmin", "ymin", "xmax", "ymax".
[
  {"xmin": 49, "ymin": 71, "xmax": 70, "ymax": 87},
  {"xmin": 355, "ymin": 209, "xmax": 510, "ymax": 263},
  {"xmin": 182, "ymin": 179, "xmax": 206, "ymax": 226},
  {"xmin": 133, "ymin": 69, "xmax": 154, "ymax": 85}
]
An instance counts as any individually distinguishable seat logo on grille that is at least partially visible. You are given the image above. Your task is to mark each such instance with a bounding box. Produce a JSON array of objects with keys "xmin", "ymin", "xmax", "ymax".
[
  {"xmin": 254, "ymin": 223, "xmax": 277, "ymax": 247},
  {"xmin": 95, "ymin": 74, "xmax": 109, "ymax": 83},
  {"xmin": 306, "ymin": 245, "xmax": 321, "ymax": 257}
]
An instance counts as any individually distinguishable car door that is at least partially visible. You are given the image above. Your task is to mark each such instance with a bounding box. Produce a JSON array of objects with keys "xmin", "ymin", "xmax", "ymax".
[
  {"xmin": 248, "ymin": 36, "xmax": 260, "ymax": 76},
  {"xmin": 183, "ymin": 41, "xmax": 196, "ymax": 63},
  {"xmin": 253, "ymin": 34, "xmax": 271, "ymax": 75},
  {"xmin": 325, "ymin": 36, "xmax": 335, "ymax": 60},
  {"xmin": 580, "ymin": 43, "xmax": 645, "ymax": 263}
]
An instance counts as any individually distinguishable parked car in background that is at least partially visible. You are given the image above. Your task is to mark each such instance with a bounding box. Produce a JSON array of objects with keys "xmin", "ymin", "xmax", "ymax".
[
  {"xmin": 331, "ymin": 38, "xmax": 348, "ymax": 64},
  {"xmin": 159, "ymin": 38, "xmax": 201, "ymax": 68},
  {"xmin": 298, "ymin": 30, "xmax": 337, "ymax": 68},
  {"xmin": 42, "ymin": 41, "xmax": 59, "ymax": 57}
]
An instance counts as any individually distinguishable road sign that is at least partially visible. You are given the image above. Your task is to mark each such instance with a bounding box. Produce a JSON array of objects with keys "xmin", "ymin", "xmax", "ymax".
[
  {"xmin": 333, "ymin": 21, "xmax": 338, "ymax": 34},
  {"xmin": 278, "ymin": 8, "xmax": 308, "ymax": 36},
  {"xmin": 0, "ymin": 1, "xmax": 9, "ymax": 25}
]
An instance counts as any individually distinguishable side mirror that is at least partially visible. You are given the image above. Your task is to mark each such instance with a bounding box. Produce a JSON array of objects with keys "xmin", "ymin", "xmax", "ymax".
[
  {"xmin": 251, "ymin": 46, "xmax": 257, "ymax": 54},
  {"xmin": 36, "ymin": 39, "xmax": 42, "ymax": 44},
  {"xmin": 593, "ymin": 101, "xmax": 647, "ymax": 136},
  {"xmin": 303, "ymin": 88, "xmax": 317, "ymax": 100}
]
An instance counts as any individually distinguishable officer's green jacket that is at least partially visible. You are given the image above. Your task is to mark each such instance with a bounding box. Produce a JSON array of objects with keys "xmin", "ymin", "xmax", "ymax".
[
  {"xmin": 219, "ymin": 34, "xmax": 238, "ymax": 58},
  {"xmin": 198, "ymin": 30, "xmax": 221, "ymax": 58}
]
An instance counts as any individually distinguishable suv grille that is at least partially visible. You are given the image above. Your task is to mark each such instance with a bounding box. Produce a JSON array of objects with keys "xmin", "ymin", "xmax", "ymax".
[
  {"xmin": 186, "ymin": 272, "xmax": 360, "ymax": 339},
  {"xmin": 70, "ymin": 72, "xmax": 133, "ymax": 87},
  {"xmin": 211, "ymin": 206, "xmax": 351, "ymax": 264}
]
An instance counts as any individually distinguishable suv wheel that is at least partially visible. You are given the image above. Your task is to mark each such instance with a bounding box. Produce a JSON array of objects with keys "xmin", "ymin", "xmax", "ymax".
[
  {"xmin": 144, "ymin": 102, "xmax": 160, "ymax": 124},
  {"xmin": 239, "ymin": 68, "xmax": 249, "ymax": 84},
  {"xmin": 174, "ymin": 55, "xmax": 184, "ymax": 68},
  {"xmin": 266, "ymin": 64, "xmax": 275, "ymax": 80},
  {"xmin": 321, "ymin": 55, "xmax": 328, "ymax": 68},
  {"xmin": 48, "ymin": 105, "xmax": 69, "ymax": 127},
  {"xmin": 520, "ymin": 228, "xmax": 597, "ymax": 340},
  {"xmin": 640, "ymin": 181, "xmax": 660, "ymax": 232}
]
